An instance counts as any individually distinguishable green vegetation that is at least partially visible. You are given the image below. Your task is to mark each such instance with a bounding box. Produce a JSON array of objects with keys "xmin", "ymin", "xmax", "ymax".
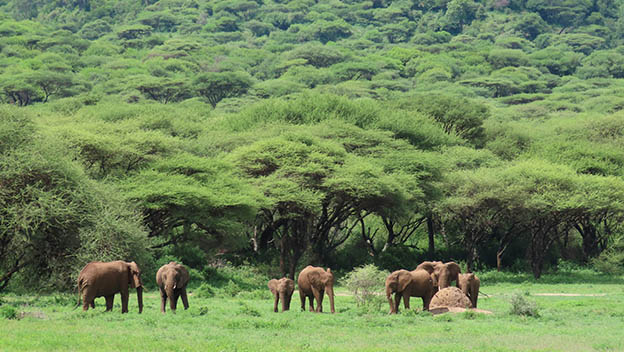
[
  {"xmin": 2, "ymin": 0, "xmax": 624, "ymax": 301},
  {"xmin": 1, "ymin": 270, "xmax": 624, "ymax": 351}
]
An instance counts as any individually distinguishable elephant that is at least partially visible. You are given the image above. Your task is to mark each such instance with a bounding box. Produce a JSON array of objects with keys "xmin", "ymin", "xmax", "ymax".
[
  {"xmin": 458, "ymin": 273, "xmax": 480, "ymax": 308},
  {"xmin": 77, "ymin": 261, "xmax": 143, "ymax": 313},
  {"xmin": 385, "ymin": 269, "xmax": 434, "ymax": 314},
  {"xmin": 297, "ymin": 266, "xmax": 335, "ymax": 313},
  {"xmin": 268, "ymin": 277, "xmax": 295, "ymax": 312},
  {"xmin": 416, "ymin": 261, "xmax": 461, "ymax": 291},
  {"xmin": 415, "ymin": 261, "xmax": 442, "ymax": 290},
  {"xmin": 156, "ymin": 261, "xmax": 190, "ymax": 314}
]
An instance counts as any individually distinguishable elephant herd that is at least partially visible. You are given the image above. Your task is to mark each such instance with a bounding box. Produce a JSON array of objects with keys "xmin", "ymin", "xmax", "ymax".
[
  {"xmin": 78, "ymin": 261, "xmax": 189, "ymax": 314},
  {"xmin": 385, "ymin": 261, "xmax": 481, "ymax": 314},
  {"xmin": 77, "ymin": 260, "xmax": 477, "ymax": 315}
]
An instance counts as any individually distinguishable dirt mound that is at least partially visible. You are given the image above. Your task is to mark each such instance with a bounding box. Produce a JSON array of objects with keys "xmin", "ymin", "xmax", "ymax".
[
  {"xmin": 429, "ymin": 307, "xmax": 493, "ymax": 315},
  {"xmin": 430, "ymin": 287, "xmax": 472, "ymax": 309}
]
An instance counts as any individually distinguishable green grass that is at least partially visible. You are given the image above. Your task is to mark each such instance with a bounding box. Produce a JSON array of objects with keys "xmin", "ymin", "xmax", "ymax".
[{"xmin": 2, "ymin": 273, "xmax": 624, "ymax": 351}]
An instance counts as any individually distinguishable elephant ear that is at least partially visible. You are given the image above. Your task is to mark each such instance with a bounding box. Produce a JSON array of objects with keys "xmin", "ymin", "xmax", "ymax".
[
  {"xmin": 447, "ymin": 262, "xmax": 461, "ymax": 276},
  {"xmin": 128, "ymin": 264, "xmax": 136, "ymax": 288},
  {"xmin": 308, "ymin": 270, "xmax": 322, "ymax": 288},
  {"xmin": 397, "ymin": 271, "xmax": 412, "ymax": 292},
  {"xmin": 268, "ymin": 279, "xmax": 277, "ymax": 293}
]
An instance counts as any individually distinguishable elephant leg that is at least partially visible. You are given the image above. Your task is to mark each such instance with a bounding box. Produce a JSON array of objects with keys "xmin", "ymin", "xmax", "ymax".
[
  {"xmin": 160, "ymin": 287, "xmax": 167, "ymax": 313},
  {"xmin": 90, "ymin": 301, "xmax": 95, "ymax": 309},
  {"xmin": 273, "ymin": 292, "xmax": 279, "ymax": 313},
  {"xmin": 317, "ymin": 289, "xmax": 325, "ymax": 313},
  {"xmin": 299, "ymin": 288, "xmax": 306, "ymax": 311},
  {"xmin": 82, "ymin": 292, "xmax": 94, "ymax": 311},
  {"xmin": 394, "ymin": 292, "xmax": 401, "ymax": 313},
  {"xmin": 387, "ymin": 293, "xmax": 396, "ymax": 314},
  {"xmin": 402, "ymin": 292, "xmax": 411, "ymax": 310},
  {"xmin": 105, "ymin": 295, "xmax": 114, "ymax": 312},
  {"xmin": 422, "ymin": 294, "xmax": 431, "ymax": 311},
  {"xmin": 311, "ymin": 287, "xmax": 322, "ymax": 313},
  {"xmin": 284, "ymin": 294, "xmax": 291, "ymax": 311},
  {"xmin": 308, "ymin": 295, "xmax": 315, "ymax": 312},
  {"xmin": 173, "ymin": 291, "xmax": 180, "ymax": 311},
  {"xmin": 181, "ymin": 288, "xmax": 189, "ymax": 310},
  {"xmin": 121, "ymin": 289, "xmax": 129, "ymax": 314}
]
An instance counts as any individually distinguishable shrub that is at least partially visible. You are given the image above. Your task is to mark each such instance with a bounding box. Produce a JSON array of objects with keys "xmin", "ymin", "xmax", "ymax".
[
  {"xmin": 219, "ymin": 280, "xmax": 243, "ymax": 297},
  {"xmin": 341, "ymin": 264, "xmax": 388, "ymax": 307},
  {"xmin": 592, "ymin": 249, "xmax": 624, "ymax": 275},
  {"xmin": 509, "ymin": 292, "xmax": 540, "ymax": 317},
  {"xmin": 0, "ymin": 305, "xmax": 17, "ymax": 320},
  {"xmin": 194, "ymin": 283, "xmax": 215, "ymax": 298},
  {"xmin": 238, "ymin": 301, "xmax": 261, "ymax": 317}
]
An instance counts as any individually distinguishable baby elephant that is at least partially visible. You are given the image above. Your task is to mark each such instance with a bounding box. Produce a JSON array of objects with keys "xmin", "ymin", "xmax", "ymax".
[
  {"xmin": 156, "ymin": 262, "xmax": 190, "ymax": 313},
  {"xmin": 268, "ymin": 278, "xmax": 295, "ymax": 312},
  {"xmin": 458, "ymin": 273, "xmax": 480, "ymax": 308}
]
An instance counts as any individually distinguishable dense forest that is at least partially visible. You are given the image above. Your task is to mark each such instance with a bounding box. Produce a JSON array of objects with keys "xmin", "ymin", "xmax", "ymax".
[{"xmin": 2, "ymin": 0, "xmax": 624, "ymax": 292}]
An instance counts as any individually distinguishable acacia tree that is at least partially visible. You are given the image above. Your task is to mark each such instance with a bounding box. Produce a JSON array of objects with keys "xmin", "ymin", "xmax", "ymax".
[
  {"xmin": 0, "ymin": 107, "xmax": 150, "ymax": 291},
  {"xmin": 28, "ymin": 71, "xmax": 74, "ymax": 102},
  {"xmin": 194, "ymin": 71, "xmax": 253, "ymax": 108},
  {"xmin": 136, "ymin": 76, "xmax": 191, "ymax": 104},
  {"xmin": 230, "ymin": 125, "xmax": 409, "ymax": 277},
  {"xmin": 0, "ymin": 76, "xmax": 40, "ymax": 106},
  {"xmin": 569, "ymin": 175, "xmax": 624, "ymax": 262},
  {"xmin": 121, "ymin": 154, "xmax": 259, "ymax": 253}
]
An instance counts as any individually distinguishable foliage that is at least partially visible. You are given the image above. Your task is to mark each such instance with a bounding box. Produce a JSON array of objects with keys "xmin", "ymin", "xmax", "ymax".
[
  {"xmin": 509, "ymin": 292, "xmax": 540, "ymax": 317},
  {"xmin": 341, "ymin": 264, "xmax": 388, "ymax": 307},
  {"xmin": 0, "ymin": 305, "xmax": 17, "ymax": 320},
  {"xmin": 2, "ymin": 276, "xmax": 624, "ymax": 349},
  {"xmin": 591, "ymin": 237, "xmax": 624, "ymax": 275},
  {"xmin": 1, "ymin": 0, "xmax": 624, "ymax": 288}
]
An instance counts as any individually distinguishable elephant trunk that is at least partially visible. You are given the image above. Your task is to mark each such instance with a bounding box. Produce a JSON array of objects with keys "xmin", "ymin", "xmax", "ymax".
[
  {"xmin": 326, "ymin": 285, "xmax": 335, "ymax": 314},
  {"xmin": 166, "ymin": 285, "xmax": 176, "ymax": 312},
  {"xmin": 136, "ymin": 286, "xmax": 143, "ymax": 314}
]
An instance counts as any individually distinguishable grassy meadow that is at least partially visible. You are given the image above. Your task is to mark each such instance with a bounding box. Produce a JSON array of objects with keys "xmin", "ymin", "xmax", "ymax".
[{"xmin": 1, "ymin": 271, "xmax": 623, "ymax": 352}]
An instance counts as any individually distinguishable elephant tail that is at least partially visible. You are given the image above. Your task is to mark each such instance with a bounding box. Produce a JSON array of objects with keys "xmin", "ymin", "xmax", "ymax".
[{"xmin": 478, "ymin": 290, "xmax": 490, "ymax": 298}]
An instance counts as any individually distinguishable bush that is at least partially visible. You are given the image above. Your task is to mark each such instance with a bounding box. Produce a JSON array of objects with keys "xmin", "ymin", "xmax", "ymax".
[
  {"xmin": 194, "ymin": 283, "xmax": 215, "ymax": 298},
  {"xmin": 0, "ymin": 305, "xmax": 17, "ymax": 320},
  {"xmin": 341, "ymin": 264, "xmax": 388, "ymax": 307},
  {"xmin": 219, "ymin": 280, "xmax": 242, "ymax": 297},
  {"xmin": 238, "ymin": 301, "xmax": 261, "ymax": 317},
  {"xmin": 592, "ymin": 251, "xmax": 624, "ymax": 275},
  {"xmin": 509, "ymin": 292, "xmax": 540, "ymax": 317}
]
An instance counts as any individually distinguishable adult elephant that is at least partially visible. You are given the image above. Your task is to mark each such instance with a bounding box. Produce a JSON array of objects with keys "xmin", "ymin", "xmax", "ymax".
[
  {"xmin": 297, "ymin": 266, "xmax": 335, "ymax": 313},
  {"xmin": 458, "ymin": 273, "xmax": 480, "ymax": 308},
  {"xmin": 156, "ymin": 261, "xmax": 190, "ymax": 314},
  {"xmin": 268, "ymin": 277, "xmax": 295, "ymax": 312},
  {"xmin": 77, "ymin": 261, "xmax": 143, "ymax": 313},
  {"xmin": 415, "ymin": 261, "xmax": 442, "ymax": 290},
  {"xmin": 385, "ymin": 269, "xmax": 434, "ymax": 314},
  {"xmin": 416, "ymin": 261, "xmax": 461, "ymax": 290}
]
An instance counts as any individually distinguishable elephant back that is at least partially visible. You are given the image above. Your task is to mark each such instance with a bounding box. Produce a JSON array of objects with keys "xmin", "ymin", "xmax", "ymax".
[{"xmin": 385, "ymin": 269, "xmax": 412, "ymax": 293}]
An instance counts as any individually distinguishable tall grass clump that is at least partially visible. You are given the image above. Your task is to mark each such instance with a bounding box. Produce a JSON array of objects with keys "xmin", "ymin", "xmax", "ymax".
[{"xmin": 509, "ymin": 292, "xmax": 540, "ymax": 317}]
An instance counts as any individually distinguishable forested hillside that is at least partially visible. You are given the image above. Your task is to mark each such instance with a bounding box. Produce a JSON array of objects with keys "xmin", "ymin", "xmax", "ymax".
[{"xmin": 2, "ymin": 0, "xmax": 624, "ymax": 292}]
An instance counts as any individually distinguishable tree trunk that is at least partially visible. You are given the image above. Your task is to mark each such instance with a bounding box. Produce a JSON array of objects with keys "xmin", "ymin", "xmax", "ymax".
[
  {"xmin": 279, "ymin": 236, "xmax": 288, "ymax": 278},
  {"xmin": 577, "ymin": 222, "xmax": 601, "ymax": 263},
  {"xmin": 531, "ymin": 258, "xmax": 543, "ymax": 279},
  {"xmin": 427, "ymin": 216, "xmax": 435, "ymax": 257}
]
